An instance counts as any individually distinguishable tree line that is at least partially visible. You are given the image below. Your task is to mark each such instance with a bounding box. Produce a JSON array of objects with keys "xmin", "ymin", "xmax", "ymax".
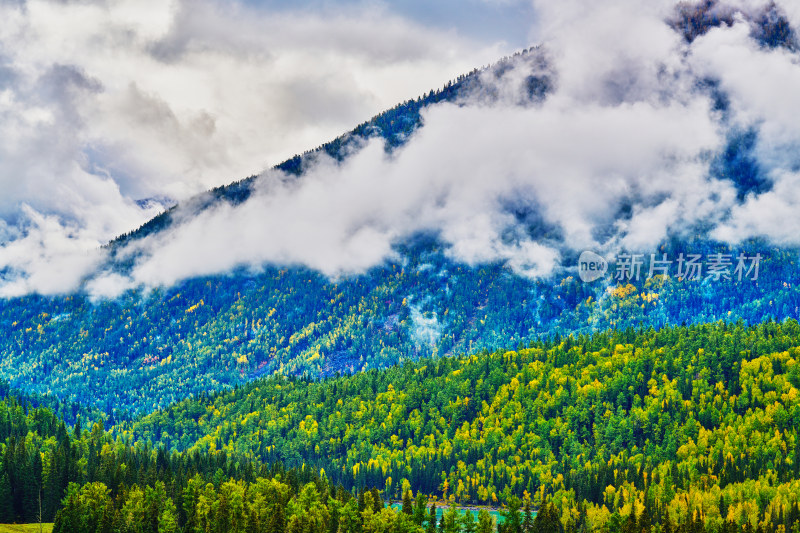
[{"xmin": 120, "ymin": 319, "xmax": 800, "ymax": 531}]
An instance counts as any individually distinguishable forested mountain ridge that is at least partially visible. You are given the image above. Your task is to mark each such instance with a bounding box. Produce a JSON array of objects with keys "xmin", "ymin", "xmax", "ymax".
[
  {"xmin": 110, "ymin": 0, "xmax": 798, "ymax": 254},
  {"xmin": 0, "ymin": 379, "xmax": 105, "ymax": 426},
  {"xmin": 109, "ymin": 46, "xmax": 551, "ymax": 253},
  {"xmin": 116, "ymin": 319, "xmax": 800, "ymax": 531},
  {"xmin": 2, "ymin": 1, "xmax": 800, "ymax": 531},
  {"xmin": 7, "ymin": 320, "xmax": 800, "ymax": 531},
  {"xmin": 0, "ymin": 0, "xmax": 798, "ymax": 417},
  {"xmin": 0, "ymin": 386, "xmax": 432, "ymax": 533},
  {"xmin": 2, "ymin": 238, "xmax": 799, "ymax": 415}
]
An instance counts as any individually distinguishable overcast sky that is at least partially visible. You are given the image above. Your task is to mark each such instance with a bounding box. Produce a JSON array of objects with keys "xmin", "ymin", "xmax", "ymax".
[
  {"xmin": 239, "ymin": 0, "xmax": 538, "ymax": 47},
  {"xmin": 0, "ymin": 0, "xmax": 530, "ymax": 209},
  {"xmin": 2, "ymin": 0, "xmax": 800, "ymax": 298},
  {"xmin": 0, "ymin": 0, "xmax": 533, "ymax": 295}
]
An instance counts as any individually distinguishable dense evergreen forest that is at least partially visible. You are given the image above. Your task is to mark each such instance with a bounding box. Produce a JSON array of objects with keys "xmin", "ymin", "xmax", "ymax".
[
  {"xmin": 110, "ymin": 319, "xmax": 800, "ymax": 531},
  {"xmin": 3, "ymin": 320, "xmax": 800, "ymax": 531},
  {"xmin": 1, "ymin": 239, "xmax": 799, "ymax": 416},
  {"xmin": 0, "ymin": 390, "xmax": 433, "ymax": 532},
  {"xmin": 2, "ymin": 1, "xmax": 798, "ymax": 417}
]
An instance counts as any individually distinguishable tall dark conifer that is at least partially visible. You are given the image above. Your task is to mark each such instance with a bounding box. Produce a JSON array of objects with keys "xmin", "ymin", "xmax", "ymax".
[
  {"xmin": 0, "ymin": 472, "xmax": 14, "ymax": 523},
  {"xmin": 402, "ymin": 489, "xmax": 413, "ymax": 515}
]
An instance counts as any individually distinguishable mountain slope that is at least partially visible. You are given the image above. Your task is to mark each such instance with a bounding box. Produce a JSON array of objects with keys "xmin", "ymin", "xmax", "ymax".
[
  {"xmin": 118, "ymin": 320, "xmax": 800, "ymax": 531},
  {"xmin": 3, "ymin": 236, "xmax": 800, "ymax": 414},
  {"xmin": 1, "ymin": 1, "xmax": 799, "ymax": 415},
  {"xmin": 109, "ymin": 46, "xmax": 550, "ymax": 253}
]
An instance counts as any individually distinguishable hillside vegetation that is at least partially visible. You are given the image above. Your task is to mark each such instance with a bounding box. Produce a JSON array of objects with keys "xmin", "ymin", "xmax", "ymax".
[
  {"xmin": 120, "ymin": 320, "xmax": 800, "ymax": 531},
  {"xmin": 2, "ymin": 241, "xmax": 799, "ymax": 415},
  {"xmin": 1, "ymin": 320, "xmax": 800, "ymax": 530}
]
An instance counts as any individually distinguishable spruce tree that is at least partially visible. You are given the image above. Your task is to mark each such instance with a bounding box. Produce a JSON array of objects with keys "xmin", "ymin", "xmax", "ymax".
[
  {"xmin": 477, "ymin": 509, "xmax": 494, "ymax": 533},
  {"xmin": 0, "ymin": 473, "xmax": 14, "ymax": 523},
  {"xmin": 532, "ymin": 502, "xmax": 561, "ymax": 533},
  {"xmin": 426, "ymin": 503, "xmax": 437, "ymax": 533},
  {"xmin": 358, "ymin": 488, "xmax": 366, "ymax": 514},
  {"xmin": 621, "ymin": 512, "xmax": 637, "ymax": 533},
  {"xmin": 268, "ymin": 502, "xmax": 286, "ymax": 533},
  {"xmin": 413, "ymin": 492, "xmax": 428, "ymax": 525},
  {"xmin": 403, "ymin": 489, "xmax": 413, "ymax": 515},
  {"xmin": 522, "ymin": 499, "xmax": 534, "ymax": 533},
  {"xmin": 719, "ymin": 496, "xmax": 728, "ymax": 522},
  {"xmin": 462, "ymin": 509, "xmax": 477, "ymax": 533},
  {"xmin": 370, "ymin": 487, "xmax": 383, "ymax": 513},
  {"xmin": 638, "ymin": 507, "xmax": 652, "ymax": 533},
  {"xmin": 503, "ymin": 496, "xmax": 523, "ymax": 533}
]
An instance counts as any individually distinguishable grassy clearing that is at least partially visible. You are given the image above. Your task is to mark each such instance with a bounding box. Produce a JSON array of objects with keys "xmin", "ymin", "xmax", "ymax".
[{"xmin": 0, "ymin": 525, "xmax": 53, "ymax": 533}]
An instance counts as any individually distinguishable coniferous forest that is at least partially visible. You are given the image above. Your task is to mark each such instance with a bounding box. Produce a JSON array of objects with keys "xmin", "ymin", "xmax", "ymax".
[{"xmin": 1, "ymin": 320, "xmax": 800, "ymax": 531}]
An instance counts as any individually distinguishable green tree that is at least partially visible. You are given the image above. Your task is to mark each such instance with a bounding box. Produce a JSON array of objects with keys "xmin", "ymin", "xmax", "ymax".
[
  {"xmin": 52, "ymin": 484, "xmax": 82, "ymax": 533},
  {"xmin": 477, "ymin": 509, "xmax": 494, "ymax": 533},
  {"xmin": 287, "ymin": 483, "xmax": 330, "ymax": 533},
  {"xmin": 461, "ymin": 510, "xmax": 477, "ymax": 533},
  {"xmin": 0, "ymin": 472, "xmax": 13, "ymax": 523},
  {"xmin": 413, "ymin": 492, "xmax": 428, "ymax": 526},
  {"xmin": 502, "ymin": 497, "xmax": 522, "ymax": 533},
  {"xmin": 442, "ymin": 501, "xmax": 459, "ymax": 533},
  {"xmin": 268, "ymin": 500, "xmax": 286, "ymax": 533},
  {"xmin": 522, "ymin": 500, "xmax": 533, "ymax": 533},
  {"xmin": 119, "ymin": 485, "xmax": 147, "ymax": 533},
  {"xmin": 426, "ymin": 503, "xmax": 438, "ymax": 533},
  {"xmin": 532, "ymin": 502, "xmax": 561, "ymax": 533},
  {"xmin": 157, "ymin": 494, "xmax": 179, "ymax": 533},
  {"xmin": 403, "ymin": 490, "xmax": 414, "ymax": 515},
  {"xmin": 337, "ymin": 498, "xmax": 360, "ymax": 533}
]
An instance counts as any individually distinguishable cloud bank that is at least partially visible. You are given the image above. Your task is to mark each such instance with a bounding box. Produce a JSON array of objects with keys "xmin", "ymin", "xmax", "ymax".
[
  {"xmin": 0, "ymin": 0, "xmax": 507, "ymax": 297},
  {"xmin": 4, "ymin": 0, "xmax": 800, "ymax": 298}
]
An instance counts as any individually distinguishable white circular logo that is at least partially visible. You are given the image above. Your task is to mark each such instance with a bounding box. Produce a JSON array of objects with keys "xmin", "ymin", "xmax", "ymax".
[{"xmin": 578, "ymin": 251, "xmax": 607, "ymax": 282}]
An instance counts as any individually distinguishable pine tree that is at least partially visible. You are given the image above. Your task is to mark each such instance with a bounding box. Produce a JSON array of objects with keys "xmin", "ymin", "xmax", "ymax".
[
  {"xmin": 269, "ymin": 501, "xmax": 286, "ymax": 533},
  {"xmin": 403, "ymin": 489, "xmax": 413, "ymax": 515},
  {"xmin": 532, "ymin": 502, "xmax": 561, "ymax": 533},
  {"xmin": 0, "ymin": 473, "xmax": 14, "ymax": 523},
  {"xmin": 522, "ymin": 499, "xmax": 534, "ymax": 533},
  {"xmin": 358, "ymin": 488, "xmax": 366, "ymax": 514},
  {"xmin": 638, "ymin": 507, "xmax": 652, "ymax": 533},
  {"xmin": 370, "ymin": 487, "xmax": 383, "ymax": 513},
  {"xmin": 719, "ymin": 496, "xmax": 728, "ymax": 522},
  {"xmin": 427, "ymin": 503, "xmax": 437, "ymax": 533},
  {"xmin": 413, "ymin": 492, "xmax": 428, "ymax": 525},
  {"xmin": 52, "ymin": 484, "xmax": 81, "ymax": 533},
  {"xmin": 503, "ymin": 496, "xmax": 523, "ymax": 533},
  {"xmin": 32, "ymin": 451, "xmax": 43, "ymax": 528},
  {"xmin": 462, "ymin": 509, "xmax": 477, "ymax": 533},
  {"xmin": 99, "ymin": 498, "xmax": 114, "ymax": 533},
  {"xmin": 621, "ymin": 512, "xmax": 637, "ymax": 533},
  {"xmin": 477, "ymin": 509, "xmax": 494, "ymax": 533}
]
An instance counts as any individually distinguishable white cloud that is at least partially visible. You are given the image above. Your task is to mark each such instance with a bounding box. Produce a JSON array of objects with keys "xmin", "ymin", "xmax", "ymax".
[
  {"xmin": 687, "ymin": 11, "xmax": 800, "ymax": 244},
  {"xmin": 712, "ymin": 170, "xmax": 800, "ymax": 245},
  {"xmin": 5, "ymin": 0, "xmax": 507, "ymax": 199},
  {"xmin": 104, "ymin": 91, "xmax": 724, "ymax": 293},
  {"xmin": 0, "ymin": 206, "xmax": 105, "ymax": 298},
  {"xmin": 3, "ymin": 0, "xmax": 800, "ymax": 298},
  {"xmin": 690, "ymin": 18, "xmax": 800, "ymax": 169},
  {"xmin": 0, "ymin": 0, "xmax": 510, "ymax": 295}
]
